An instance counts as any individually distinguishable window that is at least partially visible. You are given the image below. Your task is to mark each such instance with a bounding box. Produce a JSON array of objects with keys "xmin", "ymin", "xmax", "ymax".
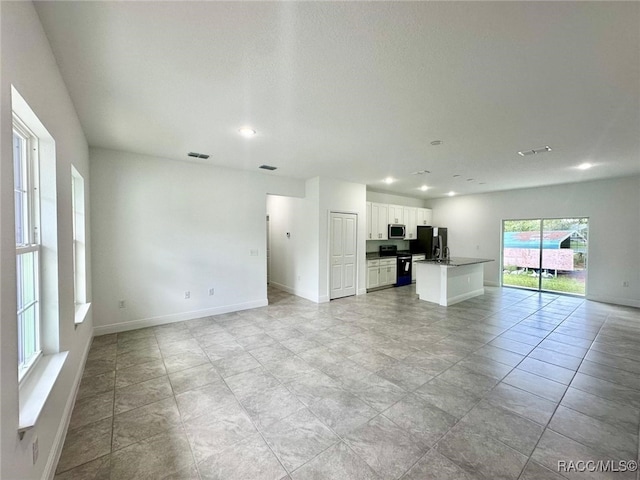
[
  {"xmin": 502, "ymin": 218, "xmax": 588, "ymax": 296},
  {"xmin": 71, "ymin": 166, "xmax": 88, "ymax": 321},
  {"xmin": 13, "ymin": 115, "xmax": 41, "ymax": 380}
]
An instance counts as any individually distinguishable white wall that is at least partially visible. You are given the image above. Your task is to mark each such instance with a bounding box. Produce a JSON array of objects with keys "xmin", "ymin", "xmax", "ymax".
[
  {"xmin": 319, "ymin": 178, "xmax": 368, "ymax": 300},
  {"xmin": 267, "ymin": 185, "xmax": 319, "ymax": 302},
  {"xmin": 367, "ymin": 190, "xmax": 428, "ymax": 208},
  {"xmin": 1, "ymin": 2, "xmax": 92, "ymax": 479},
  {"xmin": 90, "ymin": 148, "xmax": 305, "ymax": 333},
  {"xmin": 426, "ymin": 176, "xmax": 640, "ymax": 307}
]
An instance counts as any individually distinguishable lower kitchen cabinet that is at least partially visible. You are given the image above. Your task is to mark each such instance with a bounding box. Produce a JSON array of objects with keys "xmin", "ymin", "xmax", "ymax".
[
  {"xmin": 367, "ymin": 258, "xmax": 397, "ymax": 290},
  {"xmin": 367, "ymin": 260, "xmax": 380, "ymax": 289}
]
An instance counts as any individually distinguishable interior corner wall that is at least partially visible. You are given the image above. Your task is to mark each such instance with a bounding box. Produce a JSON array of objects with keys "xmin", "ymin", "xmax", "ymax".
[
  {"xmin": 318, "ymin": 177, "xmax": 367, "ymax": 301},
  {"xmin": 425, "ymin": 176, "xmax": 640, "ymax": 308},
  {"xmin": 1, "ymin": 2, "xmax": 92, "ymax": 479},
  {"xmin": 90, "ymin": 148, "xmax": 305, "ymax": 334},
  {"xmin": 267, "ymin": 181, "xmax": 320, "ymax": 302}
]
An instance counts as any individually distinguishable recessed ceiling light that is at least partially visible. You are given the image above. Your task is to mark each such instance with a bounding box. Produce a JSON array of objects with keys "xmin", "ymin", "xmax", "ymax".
[
  {"xmin": 259, "ymin": 164, "xmax": 277, "ymax": 171},
  {"xmin": 577, "ymin": 162, "xmax": 593, "ymax": 170},
  {"xmin": 238, "ymin": 127, "xmax": 257, "ymax": 138},
  {"xmin": 517, "ymin": 145, "xmax": 552, "ymax": 157},
  {"xmin": 448, "ymin": 191, "xmax": 455, "ymax": 197},
  {"xmin": 420, "ymin": 185, "xmax": 428, "ymax": 191},
  {"xmin": 411, "ymin": 170, "xmax": 431, "ymax": 175},
  {"xmin": 430, "ymin": 140, "xmax": 443, "ymax": 146},
  {"xmin": 453, "ymin": 174, "xmax": 461, "ymax": 178},
  {"xmin": 384, "ymin": 177, "xmax": 395, "ymax": 184},
  {"xmin": 466, "ymin": 178, "xmax": 474, "ymax": 182}
]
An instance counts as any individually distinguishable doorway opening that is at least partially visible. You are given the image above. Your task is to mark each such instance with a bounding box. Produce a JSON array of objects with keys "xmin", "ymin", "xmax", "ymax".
[
  {"xmin": 501, "ymin": 218, "xmax": 588, "ymax": 295},
  {"xmin": 266, "ymin": 214, "xmax": 271, "ymax": 285}
]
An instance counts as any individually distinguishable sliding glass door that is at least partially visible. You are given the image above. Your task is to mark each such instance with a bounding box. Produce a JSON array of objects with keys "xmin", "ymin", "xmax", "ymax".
[{"xmin": 502, "ymin": 218, "xmax": 588, "ymax": 295}]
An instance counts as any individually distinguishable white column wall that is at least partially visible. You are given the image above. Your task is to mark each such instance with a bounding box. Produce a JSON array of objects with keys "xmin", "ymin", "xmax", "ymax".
[{"xmin": 318, "ymin": 177, "xmax": 367, "ymax": 301}]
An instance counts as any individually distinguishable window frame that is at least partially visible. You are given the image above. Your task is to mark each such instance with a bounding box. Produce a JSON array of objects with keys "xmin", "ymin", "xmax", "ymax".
[
  {"xmin": 71, "ymin": 165, "xmax": 89, "ymax": 323},
  {"xmin": 13, "ymin": 114, "xmax": 43, "ymax": 382}
]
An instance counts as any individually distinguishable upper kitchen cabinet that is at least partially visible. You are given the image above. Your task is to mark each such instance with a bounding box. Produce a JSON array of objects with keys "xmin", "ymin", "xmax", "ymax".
[
  {"xmin": 403, "ymin": 207, "xmax": 417, "ymax": 239},
  {"xmin": 388, "ymin": 205, "xmax": 404, "ymax": 225},
  {"xmin": 416, "ymin": 208, "xmax": 433, "ymax": 227},
  {"xmin": 370, "ymin": 202, "xmax": 388, "ymax": 240},
  {"xmin": 365, "ymin": 200, "xmax": 431, "ymax": 240}
]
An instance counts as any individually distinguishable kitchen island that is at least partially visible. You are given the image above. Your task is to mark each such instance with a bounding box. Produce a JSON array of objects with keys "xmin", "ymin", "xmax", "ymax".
[{"xmin": 415, "ymin": 257, "xmax": 494, "ymax": 306}]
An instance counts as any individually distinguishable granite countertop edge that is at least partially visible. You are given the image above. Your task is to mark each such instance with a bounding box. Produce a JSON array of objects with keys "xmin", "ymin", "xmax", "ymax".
[{"xmin": 415, "ymin": 257, "xmax": 494, "ymax": 266}]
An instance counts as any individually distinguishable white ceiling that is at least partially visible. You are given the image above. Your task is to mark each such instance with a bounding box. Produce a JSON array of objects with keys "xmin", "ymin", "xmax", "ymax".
[{"xmin": 35, "ymin": 1, "xmax": 640, "ymax": 199}]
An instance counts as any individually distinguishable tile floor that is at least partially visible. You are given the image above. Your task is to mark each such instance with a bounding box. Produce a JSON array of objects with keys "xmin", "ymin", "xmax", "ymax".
[{"xmin": 55, "ymin": 285, "xmax": 640, "ymax": 480}]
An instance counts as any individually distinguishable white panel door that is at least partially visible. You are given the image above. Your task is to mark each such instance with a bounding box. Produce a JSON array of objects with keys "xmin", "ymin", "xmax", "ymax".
[{"xmin": 330, "ymin": 212, "xmax": 357, "ymax": 299}]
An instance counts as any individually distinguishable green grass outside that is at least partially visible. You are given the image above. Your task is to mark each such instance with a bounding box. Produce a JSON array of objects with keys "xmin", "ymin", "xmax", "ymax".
[{"xmin": 502, "ymin": 274, "xmax": 585, "ymax": 295}]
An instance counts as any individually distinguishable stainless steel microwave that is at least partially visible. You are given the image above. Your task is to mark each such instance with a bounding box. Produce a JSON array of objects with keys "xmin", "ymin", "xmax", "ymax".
[{"xmin": 388, "ymin": 224, "xmax": 406, "ymax": 239}]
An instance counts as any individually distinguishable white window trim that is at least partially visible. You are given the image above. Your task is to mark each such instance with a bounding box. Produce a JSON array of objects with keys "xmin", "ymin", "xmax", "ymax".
[
  {"xmin": 18, "ymin": 351, "xmax": 68, "ymax": 439},
  {"xmin": 71, "ymin": 165, "xmax": 90, "ymax": 325},
  {"xmin": 12, "ymin": 84, "xmax": 67, "ymax": 438},
  {"xmin": 14, "ymin": 114, "xmax": 43, "ymax": 383}
]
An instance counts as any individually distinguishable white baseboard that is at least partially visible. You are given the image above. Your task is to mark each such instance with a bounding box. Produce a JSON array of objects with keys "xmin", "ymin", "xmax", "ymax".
[
  {"xmin": 270, "ymin": 282, "xmax": 291, "ymax": 293},
  {"xmin": 445, "ymin": 288, "xmax": 485, "ymax": 306},
  {"xmin": 269, "ymin": 282, "xmax": 320, "ymax": 303},
  {"xmin": 586, "ymin": 294, "xmax": 640, "ymax": 309},
  {"xmin": 484, "ymin": 280, "xmax": 500, "ymax": 287},
  {"xmin": 44, "ymin": 335, "xmax": 93, "ymax": 480},
  {"xmin": 94, "ymin": 299, "xmax": 268, "ymax": 336}
]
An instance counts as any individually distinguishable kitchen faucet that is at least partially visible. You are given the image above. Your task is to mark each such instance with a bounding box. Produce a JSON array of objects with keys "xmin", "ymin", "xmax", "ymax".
[{"xmin": 443, "ymin": 246, "xmax": 450, "ymax": 260}]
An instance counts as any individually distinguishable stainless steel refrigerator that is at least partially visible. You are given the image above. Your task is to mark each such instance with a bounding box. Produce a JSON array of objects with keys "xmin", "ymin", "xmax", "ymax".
[{"xmin": 411, "ymin": 226, "xmax": 448, "ymax": 259}]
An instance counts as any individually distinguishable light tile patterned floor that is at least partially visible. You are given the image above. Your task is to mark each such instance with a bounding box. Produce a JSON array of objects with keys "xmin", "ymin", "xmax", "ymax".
[{"xmin": 55, "ymin": 286, "xmax": 640, "ymax": 480}]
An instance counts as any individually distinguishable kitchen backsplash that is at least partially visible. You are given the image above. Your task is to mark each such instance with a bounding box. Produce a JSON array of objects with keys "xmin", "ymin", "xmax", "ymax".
[{"xmin": 366, "ymin": 239, "xmax": 410, "ymax": 253}]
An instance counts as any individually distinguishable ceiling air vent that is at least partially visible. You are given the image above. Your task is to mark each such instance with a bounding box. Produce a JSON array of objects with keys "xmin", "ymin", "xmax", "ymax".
[
  {"xmin": 259, "ymin": 165, "xmax": 277, "ymax": 171},
  {"xmin": 517, "ymin": 146, "xmax": 551, "ymax": 157},
  {"xmin": 188, "ymin": 152, "xmax": 210, "ymax": 159}
]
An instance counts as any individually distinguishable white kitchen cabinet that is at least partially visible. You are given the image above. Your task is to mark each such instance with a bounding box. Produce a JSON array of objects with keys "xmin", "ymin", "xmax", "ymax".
[
  {"xmin": 416, "ymin": 208, "xmax": 433, "ymax": 227},
  {"xmin": 379, "ymin": 258, "xmax": 397, "ymax": 286},
  {"xmin": 388, "ymin": 205, "xmax": 404, "ymax": 225},
  {"xmin": 367, "ymin": 259, "xmax": 380, "ymax": 288},
  {"xmin": 370, "ymin": 203, "xmax": 388, "ymax": 240},
  {"xmin": 366, "ymin": 257, "xmax": 396, "ymax": 289},
  {"xmin": 366, "ymin": 202, "xmax": 432, "ymax": 241},
  {"xmin": 403, "ymin": 207, "xmax": 417, "ymax": 239}
]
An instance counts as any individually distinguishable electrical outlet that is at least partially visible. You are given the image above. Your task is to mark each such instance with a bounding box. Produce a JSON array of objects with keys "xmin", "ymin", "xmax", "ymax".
[
  {"xmin": 32, "ymin": 436, "xmax": 38, "ymax": 465},
  {"xmin": 250, "ymin": 249, "xmax": 259, "ymax": 256},
  {"xmin": 208, "ymin": 288, "xmax": 215, "ymax": 296},
  {"xmin": 623, "ymin": 281, "xmax": 630, "ymax": 287},
  {"xmin": 118, "ymin": 300, "xmax": 126, "ymax": 309},
  {"xmin": 184, "ymin": 291, "xmax": 190, "ymax": 299}
]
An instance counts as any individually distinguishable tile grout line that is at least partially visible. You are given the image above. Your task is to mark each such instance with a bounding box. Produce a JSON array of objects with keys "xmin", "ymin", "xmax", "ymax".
[
  {"xmin": 57, "ymin": 288, "xmax": 637, "ymax": 480},
  {"xmin": 515, "ymin": 307, "xmax": 615, "ymax": 480}
]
